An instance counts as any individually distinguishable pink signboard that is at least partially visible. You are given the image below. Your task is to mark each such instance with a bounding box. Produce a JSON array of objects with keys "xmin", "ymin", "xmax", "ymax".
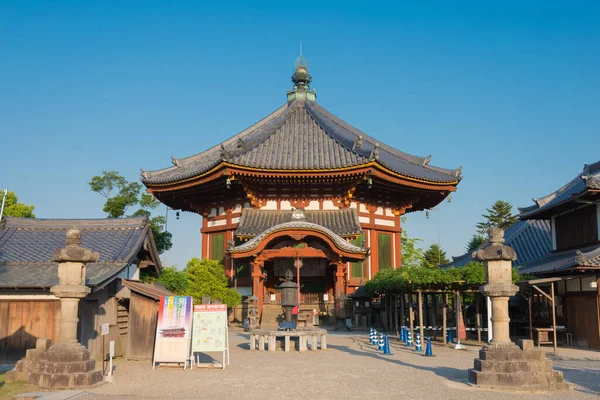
[{"xmin": 153, "ymin": 296, "xmax": 193, "ymax": 367}]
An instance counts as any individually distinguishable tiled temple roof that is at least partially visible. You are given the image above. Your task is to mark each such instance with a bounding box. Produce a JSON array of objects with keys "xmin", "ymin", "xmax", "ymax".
[
  {"xmin": 142, "ymin": 100, "xmax": 462, "ymax": 185},
  {"xmin": 519, "ymin": 161, "xmax": 600, "ymax": 219},
  {"xmin": 442, "ymin": 219, "xmax": 552, "ymax": 269},
  {"xmin": 235, "ymin": 209, "xmax": 362, "ymax": 239},
  {"xmin": 0, "ymin": 217, "xmax": 161, "ymax": 289},
  {"xmin": 518, "ymin": 243, "xmax": 600, "ymax": 275}
]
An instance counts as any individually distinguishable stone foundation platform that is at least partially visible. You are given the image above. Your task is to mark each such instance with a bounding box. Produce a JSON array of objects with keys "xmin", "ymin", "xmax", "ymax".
[
  {"xmin": 468, "ymin": 339, "xmax": 573, "ymax": 392},
  {"xmin": 6, "ymin": 339, "xmax": 102, "ymax": 388}
]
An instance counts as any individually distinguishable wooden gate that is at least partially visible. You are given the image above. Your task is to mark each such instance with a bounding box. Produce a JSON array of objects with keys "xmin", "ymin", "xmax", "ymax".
[{"xmin": 0, "ymin": 300, "xmax": 60, "ymax": 362}]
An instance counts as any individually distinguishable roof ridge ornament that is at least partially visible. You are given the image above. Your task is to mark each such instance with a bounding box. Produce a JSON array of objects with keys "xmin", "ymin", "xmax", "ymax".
[
  {"xmin": 422, "ymin": 155, "xmax": 431, "ymax": 166},
  {"xmin": 369, "ymin": 143, "xmax": 380, "ymax": 161},
  {"xmin": 140, "ymin": 168, "xmax": 148, "ymax": 179},
  {"xmin": 291, "ymin": 207, "xmax": 306, "ymax": 220},
  {"xmin": 454, "ymin": 166, "xmax": 463, "ymax": 177},
  {"xmin": 171, "ymin": 156, "xmax": 180, "ymax": 167},
  {"xmin": 287, "ymin": 49, "xmax": 316, "ymax": 102},
  {"xmin": 352, "ymin": 136, "xmax": 363, "ymax": 150},
  {"xmin": 220, "ymin": 144, "xmax": 230, "ymax": 161},
  {"xmin": 237, "ymin": 138, "xmax": 249, "ymax": 151}
]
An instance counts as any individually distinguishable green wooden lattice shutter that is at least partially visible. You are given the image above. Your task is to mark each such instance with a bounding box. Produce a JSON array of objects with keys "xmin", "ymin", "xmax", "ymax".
[
  {"xmin": 351, "ymin": 233, "xmax": 365, "ymax": 278},
  {"xmin": 378, "ymin": 233, "xmax": 392, "ymax": 271},
  {"xmin": 211, "ymin": 233, "xmax": 225, "ymax": 262}
]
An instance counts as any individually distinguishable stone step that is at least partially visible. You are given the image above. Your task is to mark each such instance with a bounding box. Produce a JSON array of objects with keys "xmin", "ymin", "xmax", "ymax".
[
  {"xmin": 473, "ymin": 359, "xmax": 554, "ymax": 374},
  {"xmin": 29, "ymin": 370, "xmax": 103, "ymax": 388},
  {"xmin": 469, "ymin": 369, "xmax": 566, "ymax": 387},
  {"xmin": 15, "ymin": 359, "xmax": 97, "ymax": 374},
  {"xmin": 478, "ymin": 349, "xmax": 526, "ymax": 361}
]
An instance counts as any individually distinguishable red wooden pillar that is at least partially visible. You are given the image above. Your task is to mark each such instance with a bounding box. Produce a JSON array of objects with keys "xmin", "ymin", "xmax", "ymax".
[
  {"xmin": 335, "ymin": 262, "xmax": 346, "ymax": 297},
  {"xmin": 251, "ymin": 261, "xmax": 265, "ymax": 319}
]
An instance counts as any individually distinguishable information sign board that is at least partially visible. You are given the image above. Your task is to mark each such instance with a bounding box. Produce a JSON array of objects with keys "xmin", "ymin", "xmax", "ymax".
[
  {"xmin": 152, "ymin": 296, "xmax": 193, "ymax": 368},
  {"xmin": 191, "ymin": 304, "xmax": 229, "ymax": 368}
]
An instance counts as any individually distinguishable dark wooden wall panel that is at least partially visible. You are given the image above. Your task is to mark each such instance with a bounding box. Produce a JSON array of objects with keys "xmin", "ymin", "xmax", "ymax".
[{"xmin": 0, "ymin": 300, "xmax": 60, "ymax": 362}]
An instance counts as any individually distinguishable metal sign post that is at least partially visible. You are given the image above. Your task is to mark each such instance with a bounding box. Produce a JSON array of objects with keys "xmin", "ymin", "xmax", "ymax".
[
  {"xmin": 104, "ymin": 340, "xmax": 115, "ymax": 383},
  {"xmin": 101, "ymin": 323, "xmax": 109, "ymax": 376}
]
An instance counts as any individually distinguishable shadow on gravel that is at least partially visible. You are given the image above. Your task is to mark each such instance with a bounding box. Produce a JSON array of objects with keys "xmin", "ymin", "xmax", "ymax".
[
  {"xmin": 328, "ymin": 339, "xmax": 467, "ymax": 384},
  {"xmin": 554, "ymin": 365, "xmax": 600, "ymax": 395}
]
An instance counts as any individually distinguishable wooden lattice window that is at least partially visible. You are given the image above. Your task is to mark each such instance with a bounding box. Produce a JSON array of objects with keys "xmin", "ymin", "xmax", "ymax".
[
  {"xmin": 351, "ymin": 233, "xmax": 366, "ymax": 278},
  {"xmin": 378, "ymin": 233, "xmax": 392, "ymax": 271},
  {"xmin": 210, "ymin": 233, "xmax": 225, "ymax": 262}
]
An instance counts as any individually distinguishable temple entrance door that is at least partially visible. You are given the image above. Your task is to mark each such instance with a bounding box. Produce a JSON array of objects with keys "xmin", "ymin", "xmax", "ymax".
[{"xmin": 266, "ymin": 258, "xmax": 333, "ymax": 305}]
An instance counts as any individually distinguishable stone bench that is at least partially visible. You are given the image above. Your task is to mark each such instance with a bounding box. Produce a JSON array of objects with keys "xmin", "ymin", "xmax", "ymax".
[{"xmin": 249, "ymin": 328, "xmax": 327, "ymax": 352}]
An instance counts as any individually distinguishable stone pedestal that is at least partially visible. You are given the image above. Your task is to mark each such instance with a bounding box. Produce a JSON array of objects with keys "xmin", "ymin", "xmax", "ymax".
[
  {"xmin": 468, "ymin": 228, "xmax": 572, "ymax": 392},
  {"xmin": 6, "ymin": 229, "xmax": 103, "ymax": 388},
  {"xmin": 7, "ymin": 339, "xmax": 102, "ymax": 388},
  {"xmin": 468, "ymin": 340, "xmax": 571, "ymax": 391}
]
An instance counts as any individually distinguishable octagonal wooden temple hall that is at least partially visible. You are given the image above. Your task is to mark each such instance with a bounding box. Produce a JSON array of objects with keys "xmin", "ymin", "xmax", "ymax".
[{"xmin": 141, "ymin": 56, "xmax": 462, "ymax": 326}]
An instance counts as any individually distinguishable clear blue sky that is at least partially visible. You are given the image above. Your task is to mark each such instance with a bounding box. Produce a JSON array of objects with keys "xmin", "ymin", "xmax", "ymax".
[{"xmin": 1, "ymin": 1, "xmax": 599, "ymax": 269}]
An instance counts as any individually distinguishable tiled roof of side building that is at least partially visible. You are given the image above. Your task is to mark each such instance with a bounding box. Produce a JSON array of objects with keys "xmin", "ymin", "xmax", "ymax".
[
  {"xmin": 441, "ymin": 219, "xmax": 551, "ymax": 269},
  {"xmin": 0, "ymin": 217, "xmax": 161, "ymax": 289},
  {"xmin": 121, "ymin": 279, "xmax": 173, "ymax": 300},
  {"xmin": 235, "ymin": 209, "xmax": 363, "ymax": 238},
  {"xmin": 518, "ymin": 243, "xmax": 600, "ymax": 275},
  {"xmin": 519, "ymin": 160, "xmax": 600, "ymax": 219},
  {"xmin": 142, "ymin": 100, "xmax": 462, "ymax": 185}
]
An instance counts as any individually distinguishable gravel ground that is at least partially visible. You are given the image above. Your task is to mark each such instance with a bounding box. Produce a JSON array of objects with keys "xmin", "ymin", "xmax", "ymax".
[{"xmin": 82, "ymin": 332, "xmax": 600, "ymax": 400}]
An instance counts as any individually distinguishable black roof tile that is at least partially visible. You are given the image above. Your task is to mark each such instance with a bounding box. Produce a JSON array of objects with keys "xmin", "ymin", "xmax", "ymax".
[
  {"xmin": 142, "ymin": 100, "xmax": 461, "ymax": 185},
  {"xmin": 235, "ymin": 209, "xmax": 363, "ymax": 238},
  {"xmin": 0, "ymin": 217, "xmax": 160, "ymax": 289}
]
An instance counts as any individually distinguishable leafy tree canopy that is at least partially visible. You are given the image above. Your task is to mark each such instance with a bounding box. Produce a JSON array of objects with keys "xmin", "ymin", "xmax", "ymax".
[
  {"xmin": 2, "ymin": 191, "xmax": 35, "ymax": 218},
  {"xmin": 89, "ymin": 170, "xmax": 172, "ymax": 253},
  {"xmin": 184, "ymin": 258, "xmax": 241, "ymax": 307},
  {"xmin": 141, "ymin": 266, "xmax": 188, "ymax": 294},
  {"xmin": 365, "ymin": 261, "xmax": 524, "ymax": 294},
  {"xmin": 476, "ymin": 200, "xmax": 518, "ymax": 235},
  {"xmin": 465, "ymin": 234, "xmax": 486, "ymax": 253},
  {"xmin": 401, "ymin": 216, "xmax": 425, "ymax": 268},
  {"xmin": 421, "ymin": 243, "xmax": 449, "ymax": 268}
]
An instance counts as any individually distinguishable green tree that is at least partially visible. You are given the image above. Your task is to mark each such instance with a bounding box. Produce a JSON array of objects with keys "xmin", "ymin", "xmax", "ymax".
[
  {"xmin": 2, "ymin": 191, "xmax": 35, "ymax": 218},
  {"xmin": 141, "ymin": 267, "xmax": 188, "ymax": 294},
  {"xmin": 465, "ymin": 234, "xmax": 486, "ymax": 253},
  {"xmin": 421, "ymin": 243, "xmax": 449, "ymax": 268},
  {"xmin": 476, "ymin": 200, "xmax": 518, "ymax": 235},
  {"xmin": 89, "ymin": 171, "xmax": 172, "ymax": 253},
  {"xmin": 401, "ymin": 216, "xmax": 425, "ymax": 268},
  {"xmin": 184, "ymin": 258, "xmax": 241, "ymax": 307}
]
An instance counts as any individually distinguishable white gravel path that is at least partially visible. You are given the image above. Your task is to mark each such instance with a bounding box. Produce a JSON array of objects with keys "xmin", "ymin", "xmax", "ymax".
[{"xmin": 82, "ymin": 331, "xmax": 600, "ymax": 400}]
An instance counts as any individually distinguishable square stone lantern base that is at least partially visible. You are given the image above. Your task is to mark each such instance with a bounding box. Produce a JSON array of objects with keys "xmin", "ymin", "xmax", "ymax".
[
  {"xmin": 6, "ymin": 339, "xmax": 102, "ymax": 388},
  {"xmin": 468, "ymin": 339, "xmax": 572, "ymax": 392}
]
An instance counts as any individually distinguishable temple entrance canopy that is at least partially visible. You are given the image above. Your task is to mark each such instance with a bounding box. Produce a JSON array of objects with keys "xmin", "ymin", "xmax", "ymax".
[{"xmin": 228, "ymin": 209, "xmax": 368, "ymax": 316}]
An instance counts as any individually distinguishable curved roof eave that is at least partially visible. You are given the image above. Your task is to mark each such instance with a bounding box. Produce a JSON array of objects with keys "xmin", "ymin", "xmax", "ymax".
[
  {"xmin": 228, "ymin": 221, "xmax": 366, "ymax": 255},
  {"xmin": 142, "ymin": 100, "xmax": 462, "ymax": 187}
]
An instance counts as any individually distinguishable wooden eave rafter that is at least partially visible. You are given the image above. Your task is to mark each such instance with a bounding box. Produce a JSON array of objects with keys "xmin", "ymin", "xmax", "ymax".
[{"xmin": 145, "ymin": 161, "xmax": 459, "ymax": 193}]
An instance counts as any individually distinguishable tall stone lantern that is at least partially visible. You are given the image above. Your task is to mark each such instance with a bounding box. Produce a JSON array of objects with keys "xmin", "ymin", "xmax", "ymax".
[
  {"xmin": 468, "ymin": 228, "xmax": 572, "ymax": 391},
  {"xmin": 51, "ymin": 229, "xmax": 99, "ymax": 347},
  {"xmin": 7, "ymin": 229, "xmax": 103, "ymax": 388}
]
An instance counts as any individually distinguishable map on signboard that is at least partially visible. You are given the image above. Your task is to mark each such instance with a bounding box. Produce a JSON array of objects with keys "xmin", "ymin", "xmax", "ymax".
[{"xmin": 191, "ymin": 304, "xmax": 227, "ymax": 353}]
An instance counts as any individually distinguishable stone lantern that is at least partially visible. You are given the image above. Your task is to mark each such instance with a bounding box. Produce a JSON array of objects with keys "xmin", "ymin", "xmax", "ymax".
[
  {"xmin": 277, "ymin": 269, "xmax": 298, "ymax": 322},
  {"xmin": 468, "ymin": 228, "xmax": 572, "ymax": 391},
  {"xmin": 247, "ymin": 295, "xmax": 260, "ymax": 329},
  {"xmin": 336, "ymin": 292, "xmax": 350, "ymax": 330},
  {"xmin": 7, "ymin": 229, "xmax": 103, "ymax": 388}
]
